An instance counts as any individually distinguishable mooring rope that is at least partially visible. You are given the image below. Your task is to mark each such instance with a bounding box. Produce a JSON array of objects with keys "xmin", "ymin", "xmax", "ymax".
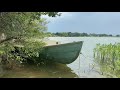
[
  {"xmin": 78, "ymin": 52, "xmax": 96, "ymax": 76},
  {"xmin": 78, "ymin": 53, "xmax": 80, "ymax": 78},
  {"xmin": 81, "ymin": 53, "xmax": 94, "ymax": 61}
]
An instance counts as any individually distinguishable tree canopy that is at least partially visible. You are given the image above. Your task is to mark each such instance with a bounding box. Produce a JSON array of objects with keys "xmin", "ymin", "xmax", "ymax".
[
  {"xmin": 51, "ymin": 32, "xmax": 116, "ymax": 37},
  {"xmin": 0, "ymin": 12, "xmax": 60, "ymax": 67},
  {"xmin": 0, "ymin": 12, "xmax": 60, "ymax": 43}
]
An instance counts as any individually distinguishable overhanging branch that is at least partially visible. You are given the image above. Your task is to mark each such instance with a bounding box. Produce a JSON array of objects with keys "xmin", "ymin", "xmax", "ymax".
[{"xmin": 0, "ymin": 36, "xmax": 18, "ymax": 44}]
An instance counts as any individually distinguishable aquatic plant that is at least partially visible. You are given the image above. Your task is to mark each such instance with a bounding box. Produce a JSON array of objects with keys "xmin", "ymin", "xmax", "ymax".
[{"xmin": 94, "ymin": 43, "xmax": 120, "ymax": 77}]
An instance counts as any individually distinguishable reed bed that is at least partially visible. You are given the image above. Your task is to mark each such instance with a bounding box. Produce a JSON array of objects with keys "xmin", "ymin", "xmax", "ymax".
[{"xmin": 93, "ymin": 43, "xmax": 120, "ymax": 77}]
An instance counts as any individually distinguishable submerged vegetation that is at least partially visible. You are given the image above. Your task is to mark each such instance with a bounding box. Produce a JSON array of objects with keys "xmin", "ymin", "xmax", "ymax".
[{"xmin": 94, "ymin": 43, "xmax": 120, "ymax": 77}]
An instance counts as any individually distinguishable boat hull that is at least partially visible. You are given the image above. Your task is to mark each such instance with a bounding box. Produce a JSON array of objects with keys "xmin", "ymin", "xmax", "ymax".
[{"xmin": 40, "ymin": 41, "xmax": 83, "ymax": 64}]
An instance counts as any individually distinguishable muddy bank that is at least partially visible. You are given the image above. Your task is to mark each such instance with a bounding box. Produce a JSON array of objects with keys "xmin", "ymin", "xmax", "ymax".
[{"xmin": 0, "ymin": 62, "xmax": 78, "ymax": 78}]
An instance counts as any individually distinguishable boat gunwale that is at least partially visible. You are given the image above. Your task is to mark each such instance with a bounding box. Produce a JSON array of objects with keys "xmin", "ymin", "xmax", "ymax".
[{"xmin": 44, "ymin": 41, "xmax": 83, "ymax": 48}]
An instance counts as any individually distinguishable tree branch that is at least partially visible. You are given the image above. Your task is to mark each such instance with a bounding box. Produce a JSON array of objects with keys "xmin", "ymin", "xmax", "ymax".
[{"xmin": 0, "ymin": 36, "xmax": 17, "ymax": 44}]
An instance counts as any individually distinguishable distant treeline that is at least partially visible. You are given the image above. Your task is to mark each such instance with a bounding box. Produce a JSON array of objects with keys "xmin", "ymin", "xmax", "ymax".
[{"xmin": 46, "ymin": 32, "xmax": 120, "ymax": 37}]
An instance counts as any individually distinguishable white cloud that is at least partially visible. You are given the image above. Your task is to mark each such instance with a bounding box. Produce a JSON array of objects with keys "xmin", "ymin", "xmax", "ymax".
[{"xmin": 41, "ymin": 12, "xmax": 73, "ymax": 23}]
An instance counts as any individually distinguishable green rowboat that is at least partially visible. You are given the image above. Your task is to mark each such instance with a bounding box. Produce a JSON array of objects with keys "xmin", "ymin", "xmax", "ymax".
[{"xmin": 40, "ymin": 41, "xmax": 83, "ymax": 64}]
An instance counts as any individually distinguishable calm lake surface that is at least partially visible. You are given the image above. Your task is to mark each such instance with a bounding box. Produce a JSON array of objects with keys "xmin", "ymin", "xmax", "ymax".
[
  {"xmin": 1, "ymin": 37, "xmax": 120, "ymax": 78},
  {"xmin": 49, "ymin": 37, "xmax": 120, "ymax": 78}
]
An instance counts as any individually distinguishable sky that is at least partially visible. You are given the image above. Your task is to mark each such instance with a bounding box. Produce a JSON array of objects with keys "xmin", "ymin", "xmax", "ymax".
[{"xmin": 41, "ymin": 12, "xmax": 120, "ymax": 35}]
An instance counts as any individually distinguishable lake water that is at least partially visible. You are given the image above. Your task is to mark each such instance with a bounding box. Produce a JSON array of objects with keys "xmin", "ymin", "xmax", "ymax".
[
  {"xmin": 49, "ymin": 37, "xmax": 120, "ymax": 78},
  {"xmin": 1, "ymin": 37, "xmax": 120, "ymax": 78}
]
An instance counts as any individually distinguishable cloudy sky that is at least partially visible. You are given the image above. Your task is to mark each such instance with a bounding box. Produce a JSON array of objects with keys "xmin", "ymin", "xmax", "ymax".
[{"xmin": 42, "ymin": 12, "xmax": 120, "ymax": 35}]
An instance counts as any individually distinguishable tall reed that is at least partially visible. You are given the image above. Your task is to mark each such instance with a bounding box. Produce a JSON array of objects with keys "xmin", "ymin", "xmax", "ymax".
[{"xmin": 94, "ymin": 43, "xmax": 120, "ymax": 77}]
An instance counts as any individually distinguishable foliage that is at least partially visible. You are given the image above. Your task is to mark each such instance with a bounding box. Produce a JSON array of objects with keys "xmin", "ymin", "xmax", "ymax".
[
  {"xmin": 93, "ymin": 43, "xmax": 120, "ymax": 77},
  {"xmin": 0, "ymin": 12, "xmax": 60, "ymax": 69},
  {"xmin": 50, "ymin": 32, "xmax": 118, "ymax": 37},
  {"xmin": 0, "ymin": 12, "xmax": 60, "ymax": 41}
]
